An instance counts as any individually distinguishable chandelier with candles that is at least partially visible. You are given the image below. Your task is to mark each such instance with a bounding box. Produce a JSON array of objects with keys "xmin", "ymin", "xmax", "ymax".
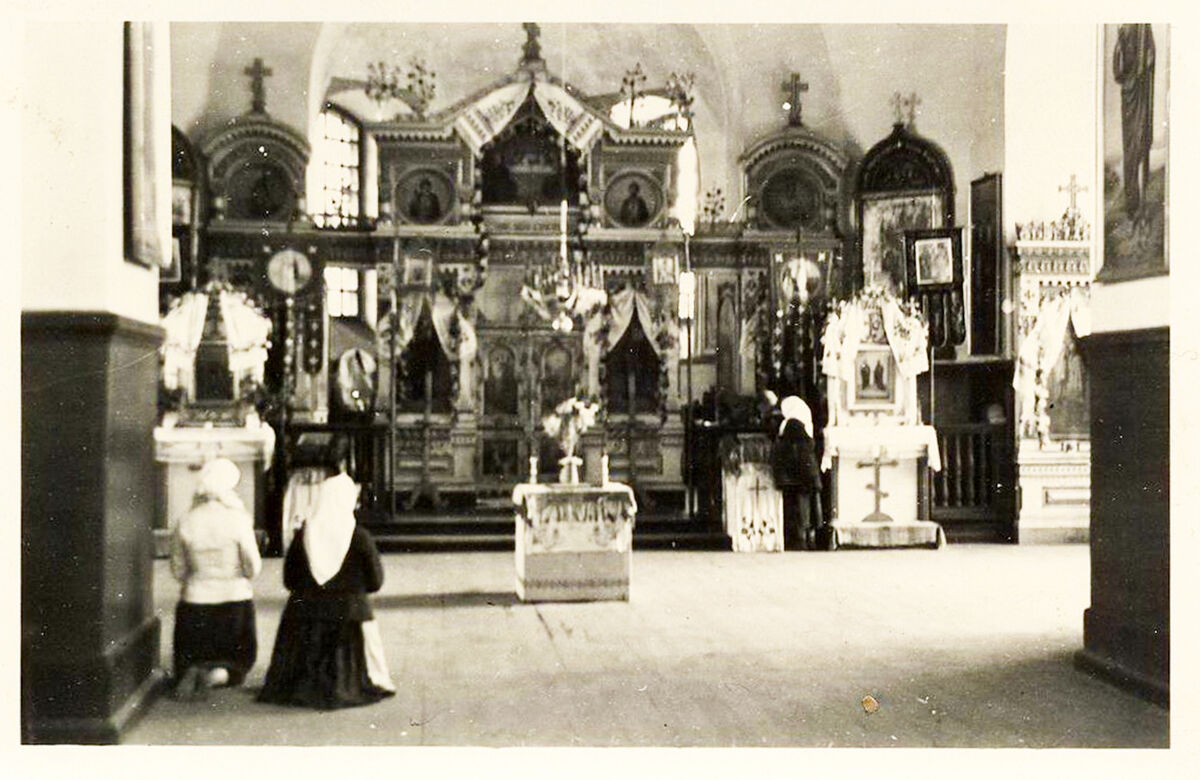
[{"xmin": 519, "ymin": 130, "xmax": 606, "ymax": 331}]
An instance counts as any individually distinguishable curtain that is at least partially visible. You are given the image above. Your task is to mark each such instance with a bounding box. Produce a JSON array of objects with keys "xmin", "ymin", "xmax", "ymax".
[
  {"xmin": 603, "ymin": 287, "xmax": 670, "ymax": 356},
  {"xmin": 1013, "ymin": 288, "xmax": 1090, "ymax": 428},
  {"xmin": 218, "ymin": 290, "xmax": 272, "ymax": 389},
  {"xmin": 453, "ymin": 77, "xmax": 605, "ymax": 156},
  {"xmin": 160, "ymin": 292, "xmax": 209, "ymax": 394}
]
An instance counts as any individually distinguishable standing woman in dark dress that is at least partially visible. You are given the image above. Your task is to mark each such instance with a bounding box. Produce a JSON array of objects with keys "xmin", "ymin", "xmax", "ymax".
[
  {"xmin": 772, "ymin": 395, "xmax": 823, "ymax": 551},
  {"xmin": 258, "ymin": 438, "xmax": 395, "ymax": 709}
]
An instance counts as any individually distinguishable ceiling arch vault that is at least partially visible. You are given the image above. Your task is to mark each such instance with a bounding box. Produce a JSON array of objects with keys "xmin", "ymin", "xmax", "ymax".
[{"xmin": 171, "ymin": 22, "xmax": 1005, "ymax": 220}]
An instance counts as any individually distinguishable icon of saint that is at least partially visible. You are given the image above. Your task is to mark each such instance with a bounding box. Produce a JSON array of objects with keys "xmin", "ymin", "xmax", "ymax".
[
  {"xmin": 619, "ymin": 181, "xmax": 650, "ymax": 226},
  {"xmin": 408, "ymin": 177, "xmax": 442, "ymax": 223}
]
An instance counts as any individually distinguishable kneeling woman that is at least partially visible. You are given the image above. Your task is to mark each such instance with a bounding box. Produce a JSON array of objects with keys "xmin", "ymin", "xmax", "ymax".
[
  {"xmin": 170, "ymin": 458, "xmax": 262, "ymax": 699},
  {"xmin": 258, "ymin": 439, "xmax": 395, "ymax": 709}
]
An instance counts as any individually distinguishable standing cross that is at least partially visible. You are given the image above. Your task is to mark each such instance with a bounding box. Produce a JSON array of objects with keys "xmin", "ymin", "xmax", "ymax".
[
  {"xmin": 856, "ymin": 449, "xmax": 899, "ymax": 522},
  {"xmin": 244, "ymin": 58, "xmax": 273, "ymax": 114},
  {"xmin": 1058, "ymin": 174, "xmax": 1088, "ymax": 219},
  {"xmin": 621, "ymin": 63, "xmax": 647, "ymax": 128},
  {"xmin": 890, "ymin": 92, "xmax": 905, "ymax": 125},
  {"xmin": 781, "ymin": 72, "xmax": 809, "ymax": 126}
]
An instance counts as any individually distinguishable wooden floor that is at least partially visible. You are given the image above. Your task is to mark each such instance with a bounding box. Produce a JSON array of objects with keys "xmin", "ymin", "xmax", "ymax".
[{"xmin": 123, "ymin": 544, "xmax": 1167, "ymax": 751}]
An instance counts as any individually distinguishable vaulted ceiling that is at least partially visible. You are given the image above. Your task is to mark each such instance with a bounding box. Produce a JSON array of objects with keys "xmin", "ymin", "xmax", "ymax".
[{"xmin": 171, "ymin": 22, "xmax": 1006, "ymax": 218}]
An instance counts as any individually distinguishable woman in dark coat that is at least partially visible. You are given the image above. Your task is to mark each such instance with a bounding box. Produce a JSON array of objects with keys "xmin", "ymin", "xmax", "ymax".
[
  {"xmin": 258, "ymin": 440, "xmax": 395, "ymax": 709},
  {"xmin": 772, "ymin": 395, "xmax": 823, "ymax": 551}
]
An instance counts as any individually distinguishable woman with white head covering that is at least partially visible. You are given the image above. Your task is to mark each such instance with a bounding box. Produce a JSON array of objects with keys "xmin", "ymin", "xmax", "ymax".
[
  {"xmin": 771, "ymin": 395, "xmax": 824, "ymax": 550},
  {"xmin": 170, "ymin": 458, "xmax": 262, "ymax": 700},
  {"xmin": 259, "ymin": 436, "xmax": 395, "ymax": 709}
]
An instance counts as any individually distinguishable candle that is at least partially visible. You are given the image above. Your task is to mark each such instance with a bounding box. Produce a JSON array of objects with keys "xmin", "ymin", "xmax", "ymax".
[
  {"xmin": 601, "ymin": 453, "xmax": 610, "ymax": 485},
  {"xmin": 529, "ymin": 455, "xmax": 539, "ymax": 485}
]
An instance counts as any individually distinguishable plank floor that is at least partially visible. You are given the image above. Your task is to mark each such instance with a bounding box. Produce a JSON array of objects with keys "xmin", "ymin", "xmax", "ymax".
[{"xmin": 123, "ymin": 544, "xmax": 1167, "ymax": 749}]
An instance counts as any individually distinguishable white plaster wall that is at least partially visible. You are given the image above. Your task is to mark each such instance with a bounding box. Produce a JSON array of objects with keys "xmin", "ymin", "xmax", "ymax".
[
  {"xmin": 1003, "ymin": 25, "xmax": 1097, "ymax": 246},
  {"xmin": 21, "ymin": 22, "xmax": 161, "ymax": 323}
]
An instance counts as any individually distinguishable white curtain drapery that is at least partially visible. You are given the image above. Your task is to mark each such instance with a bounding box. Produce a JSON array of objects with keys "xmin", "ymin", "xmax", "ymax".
[
  {"xmin": 161, "ymin": 291, "xmax": 209, "ymax": 393},
  {"xmin": 1013, "ymin": 288, "xmax": 1091, "ymax": 427},
  {"xmin": 453, "ymin": 77, "xmax": 605, "ymax": 156},
  {"xmin": 217, "ymin": 290, "xmax": 272, "ymax": 389}
]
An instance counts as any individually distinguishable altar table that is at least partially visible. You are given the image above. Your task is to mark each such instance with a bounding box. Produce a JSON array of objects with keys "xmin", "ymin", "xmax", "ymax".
[
  {"xmin": 153, "ymin": 416, "xmax": 275, "ymax": 556},
  {"xmin": 511, "ymin": 482, "xmax": 637, "ymax": 601},
  {"xmin": 821, "ymin": 425, "xmax": 944, "ymax": 549}
]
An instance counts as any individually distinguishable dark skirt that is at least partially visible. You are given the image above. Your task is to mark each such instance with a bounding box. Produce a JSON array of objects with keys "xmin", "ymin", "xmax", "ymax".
[
  {"xmin": 257, "ymin": 598, "xmax": 394, "ymax": 710},
  {"xmin": 173, "ymin": 600, "xmax": 257, "ymax": 685}
]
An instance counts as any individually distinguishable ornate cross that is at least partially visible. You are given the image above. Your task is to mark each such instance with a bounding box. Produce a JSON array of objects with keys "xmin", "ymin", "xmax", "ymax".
[
  {"xmin": 244, "ymin": 58, "xmax": 273, "ymax": 114},
  {"xmin": 521, "ymin": 22, "xmax": 542, "ymax": 65},
  {"xmin": 621, "ymin": 63, "xmax": 647, "ymax": 128},
  {"xmin": 782, "ymin": 72, "xmax": 809, "ymax": 127},
  {"xmin": 856, "ymin": 449, "xmax": 899, "ymax": 522},
  {"xmin": 891, "ymin": 91, "xmax": 921, "ymax": 129},
  {"xmin": 1058, "ymin": 174, "xmax": 1088, "ymax": 219}
]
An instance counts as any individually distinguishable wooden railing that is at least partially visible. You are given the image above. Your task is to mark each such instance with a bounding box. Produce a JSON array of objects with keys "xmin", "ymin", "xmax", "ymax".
[{"xmin": 931, "ymin": 422, "xmax": 1014, "ymax": 532}]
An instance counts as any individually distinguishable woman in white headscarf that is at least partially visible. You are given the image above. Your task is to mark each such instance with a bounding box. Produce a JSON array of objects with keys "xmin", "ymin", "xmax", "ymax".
[
  {"xmin": 258, "ymin": 437, "xmax": 395, "ymax": 709},
  {"xmin": 771, "ymin": 396, "xmax": 824, "ymax": 550},
  {"xmin": 170, "ymin": 458, "xmax": 262, "ymax": 700}
]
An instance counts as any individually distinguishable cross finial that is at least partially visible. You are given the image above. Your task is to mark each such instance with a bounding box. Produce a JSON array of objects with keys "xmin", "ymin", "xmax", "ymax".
[
  {"xmin": 1058, "ymin": 174, "xmax": 1088, "ymax": 217},
  {"xmin": 521, "ymin": 22, "xmax": 543, "ymax": 67},
  {"xmin": 781, "ymin": 72, "xmax": 809, "ymax": 127},
  {"xmin": 891, "ymin": 91, "xmax": 920, "ymax": 129},
  {"xmin": 244, "ymin": 58, "xmax": 273, "ymax": 114},
  {"xmin": 621, "ymin": 63, "xmax": 647, "ymax": 128}
]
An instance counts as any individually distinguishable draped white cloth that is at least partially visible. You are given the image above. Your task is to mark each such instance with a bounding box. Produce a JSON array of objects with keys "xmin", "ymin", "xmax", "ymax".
[
  {"xmin": 881, "ymin": 298, "xmax": 930, "ymax": 379},
  {"xmin": 822, "ymin": 295, "xmax": 929, "ymax": 383},
  {"xmin": 1013, "ymin": 288, "xmax": 1091, "ymax": 428},
  {"xmin": 453, "ymin": 77, "xmax": 605, "ymax": 156},
  {"xmin": 602, "ymin": 287, "xmax": 671, "ymax": 356},
  {"xmin": 161, "ymin": 291, "xmax": 209, "ymax": 393},
  {"xmin": 161, "ymin": 290, "xmax": 271, "ymax": 397},
  {"xmin": 378, "ymin": 291, "xmax": 477, "ymax": 363},
  {"xmin": 217, "ymin": 290, "xmax": 272, "ymax": 388},
  {"xmin": 303, "ymin": 472, "xmax": 360, "ymax": 587}
]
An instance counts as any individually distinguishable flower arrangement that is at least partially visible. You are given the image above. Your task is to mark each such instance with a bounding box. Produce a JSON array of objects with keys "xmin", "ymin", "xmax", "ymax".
[{"xmin": 542, "ymin": 396, "xmax": 601, "ymax": 460}]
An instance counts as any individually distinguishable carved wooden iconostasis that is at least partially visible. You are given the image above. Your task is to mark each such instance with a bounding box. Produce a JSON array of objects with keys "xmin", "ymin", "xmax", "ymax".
[{"xmin": 166, "ymin": 30, "xmax": 1023, "ymax": 549}]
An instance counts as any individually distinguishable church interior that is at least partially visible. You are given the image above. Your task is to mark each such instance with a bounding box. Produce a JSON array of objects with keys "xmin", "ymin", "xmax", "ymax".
[{"xmin": 16, "ymin": 17, "xmax": 1182, "ymax": 759}]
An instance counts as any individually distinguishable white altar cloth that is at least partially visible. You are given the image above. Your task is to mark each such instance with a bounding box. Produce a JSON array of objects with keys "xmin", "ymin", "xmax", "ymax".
[
  {"xmin": 822, "ymin": 424, "xmax": 944, "ymax": 549},
  {"xmin": 511, "ymin": 482, "xmax": 637, "ymax": 601},
  {"xmin": 723, "ymin": 463, "xmax": 784, "ymax": 553},
  {"xmin": 152, "ymin": 417, "xmax": 276, "ymax": 555}
]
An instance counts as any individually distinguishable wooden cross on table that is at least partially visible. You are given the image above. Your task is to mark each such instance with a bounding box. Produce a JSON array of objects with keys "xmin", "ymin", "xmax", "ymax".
[
  {"xmin": 856, "ymin": 449, "xmax": 898, "ymax": 523},
  {"xmin": 781, "ymin": 72, "xmax": 809, "ymax": 127},
  {"xmin": 1058, "ymin": 174, "xmax": 1088, "ymax": 220},
  {"xmin": 244, "ymin": 57, "xmax": 273, "ymax": 114}
]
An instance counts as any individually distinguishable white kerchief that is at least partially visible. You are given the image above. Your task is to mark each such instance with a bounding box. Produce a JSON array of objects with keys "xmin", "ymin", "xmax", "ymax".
[
  {"xmin": 778, "ymin": 395, "xmax": 814, "ymax": 439},
  {"xmin": 303, "ymin": 472, "xmax": 360, "ymax": 586},
  {"xmin": 195, "ymin": 458, "xmax": 245, "ymax": 512}
]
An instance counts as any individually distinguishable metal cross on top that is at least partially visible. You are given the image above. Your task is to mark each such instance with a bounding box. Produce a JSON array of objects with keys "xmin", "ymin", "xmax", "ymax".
[
  {"xmin": 244, "ymin": 57, "xmax": 273, "ymax": 114},
  {"xmin": 890, "ymin": 91, "xmax": 921, "ymax": 129},
  {"xmin": 1058, "ymin": 174, "xmax": 1088, "ymax": 219},
  {"xmin": 856, "ymin": 449, "xmax": 899, "ymax": 523},
  {"xmin": 782, "ymin": 72, "xmax": 809, "ymax": 126},
  {"xmin": 521, "ymin": 22, "xmax": 543, "ymax": 66},
  {"xmin": 621, "ymin": 63, "xmax": 647, "ymax": 128}
]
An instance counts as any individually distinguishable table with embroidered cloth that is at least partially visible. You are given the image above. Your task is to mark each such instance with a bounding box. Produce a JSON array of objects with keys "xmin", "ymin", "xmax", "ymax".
[
  {"xmin": 511, "ymin": 482, "xmax": 637, "ymax": 601},
  {"xmin": 821, "ymin": 425, "xmax": 945, "ymax": 549}
]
